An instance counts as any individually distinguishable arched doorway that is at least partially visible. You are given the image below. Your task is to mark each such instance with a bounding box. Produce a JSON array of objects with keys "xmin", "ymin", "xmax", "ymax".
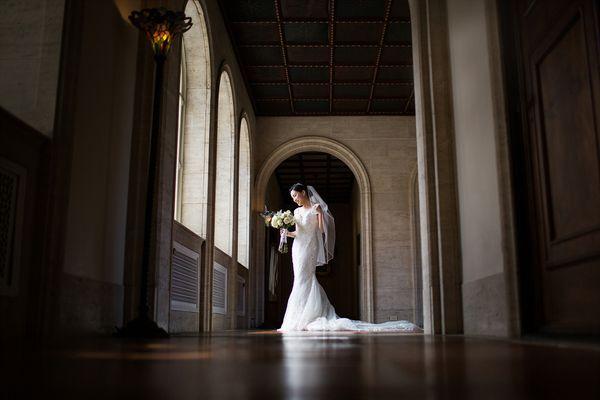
[
  {"xmin": 261, "ymin": 152, "xmax": 359, "ymax": 327},
  {"xmin": 254, "ymin": 136, "xmax": 375, "ymax": 323}
]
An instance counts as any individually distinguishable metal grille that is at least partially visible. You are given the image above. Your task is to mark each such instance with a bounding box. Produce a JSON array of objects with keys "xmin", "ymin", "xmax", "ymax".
[
  {"xmin": 212, "ymin": 262, "xmax": 227, "ymax": 314},
  {"xmin": 0, "ymin": 158, "xmax": 25, "ymax": 296},
  {"xmin": 170, "ymin": 242, "xmax": 200, "ymax": 312}
]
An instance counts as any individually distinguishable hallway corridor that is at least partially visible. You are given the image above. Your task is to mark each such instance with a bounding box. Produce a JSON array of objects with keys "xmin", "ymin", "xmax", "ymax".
[
  {"xmin": 5, "ymin": 332, "xmax": 600, "ymax": 399},
  {"xmin": 2, "ymin": 1, "xmax": 600, "ymax": 398}
]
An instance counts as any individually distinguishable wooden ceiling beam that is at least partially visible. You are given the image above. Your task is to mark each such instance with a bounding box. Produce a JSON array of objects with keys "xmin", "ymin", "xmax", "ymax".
[
  {"xmin": 328, "ymin": 0, "xmax": 335, "ymax": 113},
  {"xmin": 255, "ymin": 97, "xmax": 410, "ymax": 102},
  {"xmin": 367, "ymin": 0, "xmax": 394, "ymax": 113},
  {"xmin": 230, "ymin": 19, "xmax": 411, "ymax": 24},
  {"xmin": 245, "ymin": 63, "xmax": 413, "ymax": 68},
  {"xmin": 260, "ymin": 110, "xmax": 412, "ymax": 115},
  {"xmin": 251, "ymin": 81, "xmax": 412, "ymax": 86},
  {"xmin": 238, "ymin": 43, "xmax": 411, "ymax": 48},
  {"xmin": 273, "ymin": 0, "xmax": 295, "ymax": 114}
]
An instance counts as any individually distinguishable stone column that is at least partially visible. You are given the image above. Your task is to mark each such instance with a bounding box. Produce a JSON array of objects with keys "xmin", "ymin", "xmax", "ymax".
[{"xmin": 409, "ymin": 0, "xmax": 463, "ymax": 334}]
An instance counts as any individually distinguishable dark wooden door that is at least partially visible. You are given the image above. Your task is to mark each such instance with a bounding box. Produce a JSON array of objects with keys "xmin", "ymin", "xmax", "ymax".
[{"xmin": 510, "ymin": 0, "xmax": 600, "ymax": 334}]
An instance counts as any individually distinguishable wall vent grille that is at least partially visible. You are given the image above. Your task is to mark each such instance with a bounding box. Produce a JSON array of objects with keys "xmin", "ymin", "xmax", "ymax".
[
  {"xmin": 212, "ymin": 262, "xmax": 227, "ymax": 314},
  {"xmin": 170, "ymin": 242, "xmax": 200, "ymax": 312}
]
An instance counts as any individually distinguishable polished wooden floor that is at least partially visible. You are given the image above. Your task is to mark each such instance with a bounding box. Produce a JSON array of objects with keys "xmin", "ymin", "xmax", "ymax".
[{"xmin": 4, "ymin": 330, "xmax": 600, "ymax": 399}]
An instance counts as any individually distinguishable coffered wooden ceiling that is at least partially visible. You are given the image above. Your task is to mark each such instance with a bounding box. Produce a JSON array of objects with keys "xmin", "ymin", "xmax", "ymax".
[
  {"xmin": 275, "ymin": 152, "xmax": 355, "ymax": 204},
  {"xmin": 220, "ymin": 0, "xmax": 414, "ymax": 116}
]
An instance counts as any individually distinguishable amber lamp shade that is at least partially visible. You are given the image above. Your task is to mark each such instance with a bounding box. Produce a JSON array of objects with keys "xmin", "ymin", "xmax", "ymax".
[
  {"xmin": 150, "ymin": 23, "xmax": 173, "ymax": 55},
  {"xmin": 129, "ymin": 7, "xmax": 192, "ymax": 57}
]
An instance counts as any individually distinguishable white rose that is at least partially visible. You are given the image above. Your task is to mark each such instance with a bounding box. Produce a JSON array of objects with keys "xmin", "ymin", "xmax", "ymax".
[
  {"xmin": 283, "ymin": 216, "xmax": 291, "ymax": 225},
  {"xmin": 271, "ymin": 216, "xmax": 280, "ymax": 228}
]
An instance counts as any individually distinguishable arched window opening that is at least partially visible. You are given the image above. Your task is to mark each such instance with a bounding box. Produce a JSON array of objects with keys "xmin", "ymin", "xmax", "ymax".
[
  {"xmin": 214, "ymin": 71, "xmax": 235, "ymax": 255},
  {"xmin": 237, "ymin": 117, "xmax": 251, "ymax": 267},
  {"xmin": 174, "ymin": 0, "xmax": 211, "ymax": 237},
  {"xmin": 174, "ymin": 44, "xmax": 186, "ymax": 222}
]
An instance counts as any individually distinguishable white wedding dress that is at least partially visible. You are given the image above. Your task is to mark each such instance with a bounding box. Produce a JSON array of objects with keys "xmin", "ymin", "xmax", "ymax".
[{"xmin": 277, "ymin": 206, "xmax": 421, "ymax": 333}]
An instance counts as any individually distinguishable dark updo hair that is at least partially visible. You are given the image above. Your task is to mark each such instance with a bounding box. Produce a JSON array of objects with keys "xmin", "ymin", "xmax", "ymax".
[{"xmin": 289, "ymin": 182, "xmax": 307, "ymax": 194}]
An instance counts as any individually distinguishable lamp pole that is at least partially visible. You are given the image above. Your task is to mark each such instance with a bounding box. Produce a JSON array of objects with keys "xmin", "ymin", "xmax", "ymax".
[{"xmin": 115, "ymin": 8, "xmax": 192, "ymax": 338}]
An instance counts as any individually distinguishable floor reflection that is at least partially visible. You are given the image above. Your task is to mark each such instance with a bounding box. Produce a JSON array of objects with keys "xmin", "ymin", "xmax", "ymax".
[
  {"xmin": 4, "ymin": 331, "xmax": 600, "ymax": 399},
  {"xmin": 282, "ymin": 333, "xmax": 360, "ymax": 399}
]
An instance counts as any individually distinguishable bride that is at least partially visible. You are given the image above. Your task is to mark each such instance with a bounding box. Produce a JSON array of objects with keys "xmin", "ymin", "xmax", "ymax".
[{"xmin": 276, "ymin": 183, "xmax": 421, "ymax": 333}]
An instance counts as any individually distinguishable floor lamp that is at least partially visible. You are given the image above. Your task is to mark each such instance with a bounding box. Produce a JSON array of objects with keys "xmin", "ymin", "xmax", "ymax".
[{"xmin": 115, "ymin": 8, "xmax": 192, "ymax": 338}]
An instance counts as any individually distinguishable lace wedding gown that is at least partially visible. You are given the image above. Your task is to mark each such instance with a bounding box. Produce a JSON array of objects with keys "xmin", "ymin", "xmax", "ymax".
[{"xmin": 277, "ymin": 206, "xmax": 421, "ymax": 333}]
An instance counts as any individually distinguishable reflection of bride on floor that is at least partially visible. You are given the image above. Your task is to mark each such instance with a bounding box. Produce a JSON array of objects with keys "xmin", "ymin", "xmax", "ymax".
[{"xmin": 277, "ymin": 183, "xmax": 421, "ymax": 333}]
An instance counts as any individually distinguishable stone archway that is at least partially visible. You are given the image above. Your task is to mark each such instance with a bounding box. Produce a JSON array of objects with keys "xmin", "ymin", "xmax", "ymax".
[{"xmin": 254, "ymin": 136, "xmax": 375, "ymax": 322}]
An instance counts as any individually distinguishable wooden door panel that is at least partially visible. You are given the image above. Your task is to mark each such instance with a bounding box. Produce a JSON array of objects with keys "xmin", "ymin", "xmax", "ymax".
[
  {"xmin": 545, "ymin": 259, "xmax": 600, "ymax": 332},
  {"xmin": 532, "ymin": 9, "xmax": 600, "ymax": 268},
  {"xmin": 516, "ymin": 0, "xmax": 600, "ymax": 334}
]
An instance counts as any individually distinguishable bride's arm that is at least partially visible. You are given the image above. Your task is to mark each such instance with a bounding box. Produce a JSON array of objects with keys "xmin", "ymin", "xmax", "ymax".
[
  {"xmin": 314, "ymin": 205, "xmax": 324, "ymax": 232},
  {"xmin": 286, "ymin": 209, "xmax": 298, "ymax": 237}
]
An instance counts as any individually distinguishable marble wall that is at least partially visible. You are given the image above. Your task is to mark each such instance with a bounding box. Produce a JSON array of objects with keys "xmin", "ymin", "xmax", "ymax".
[
  {"xmin": 256, "ymin": 116, "xmax": 419, "ymax": 323},
  {"xmin": 0, "ymin": 0, "xmax": 64, "ymax": 136},
  {"xmin": 59, "ymin": 0, "xmax": 138, "ymax": 334},
  {"xmin": 446, "ymin": 0, "xmax": 515, "ymax": 336}
]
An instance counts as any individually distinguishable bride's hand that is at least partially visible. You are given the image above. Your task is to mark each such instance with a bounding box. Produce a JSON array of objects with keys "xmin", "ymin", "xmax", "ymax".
[{"xmin": 312, "ymin": 203, "xmax": 322, "ymax": 214}]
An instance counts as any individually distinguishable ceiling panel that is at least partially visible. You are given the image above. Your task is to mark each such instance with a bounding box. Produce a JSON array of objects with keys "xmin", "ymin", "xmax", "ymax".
[
  {"xmin": 239, "ymin": 46, "xmax": 283, "ymax": 65},
  {"xmin": 377, "ymin": 65, "xmax": 413, "ymax": 81},
  {"xmin": 274, "ymin": 152, "xmax": 355, "ymax": 204},
  {"xmin": 292, "ymin": 84, "xmax": 329, "ymax": 98},
  {"xmin": 333, "ymin": 66, "xmax": 374, "ymax": 82},
  {"xmin": 220, "ymin": 0, "xmax": 414, "ymax": 116},
  {"xmin": 284, "ymin": 24, "xmax": 329, "ymax": 44},
  {"xmin": 232, "ymin": 24, "xmax": 280, "ymax": 44},
  {"xmin": 335, "ymin": 23, "xmax": 383, "ymax": 43},
  {"xmin": 280, "ymin": 0, "xmax": 329, "ymax": 19},
  {"xmin": 385, "ymin": 22, "xmax": 412, "ymax": 43},
  {"xmin": 289, "ymin": 66, "xmax": 329, "ymax": 82},
  {"xmin": 335, "ymin": 0, "xmax": 386, "ymax": 19},
  {"xmin": 256, "ymin": 100, "xmax": 292, "ymax": 115},
  {"xmin": 253, "ymin": 84, "xmax": 291, "ymax": 98}
]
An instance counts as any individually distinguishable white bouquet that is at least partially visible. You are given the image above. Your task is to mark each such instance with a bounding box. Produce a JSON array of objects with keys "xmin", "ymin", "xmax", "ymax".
[{"xmin": 260, "ymin": 208, "xmax": 295, "ymax": 253}]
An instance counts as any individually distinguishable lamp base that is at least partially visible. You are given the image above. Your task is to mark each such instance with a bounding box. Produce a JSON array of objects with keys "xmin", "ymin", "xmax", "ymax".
[{"xmin": 114, "ymin": 315, "xmax": 169, "ymax": 338}]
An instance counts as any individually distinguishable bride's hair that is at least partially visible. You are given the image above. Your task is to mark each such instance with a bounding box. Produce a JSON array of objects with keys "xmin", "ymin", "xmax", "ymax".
[{"xmin": 288, "ymin": 183, "xmax": 307, "ymax": 194}]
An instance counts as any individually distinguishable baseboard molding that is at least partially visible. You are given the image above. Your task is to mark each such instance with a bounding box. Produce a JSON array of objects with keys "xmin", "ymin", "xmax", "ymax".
[
  {"xmin": 169, "ymin": 310, "xmax": 199, "ymax": 334},
  {"xmin": 58, "ymin": 272, "xmax": 124, "ymax": 335},
  {"xmin": 462, "ymin": 272, "xmax": 511, "ymax": 337}
]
